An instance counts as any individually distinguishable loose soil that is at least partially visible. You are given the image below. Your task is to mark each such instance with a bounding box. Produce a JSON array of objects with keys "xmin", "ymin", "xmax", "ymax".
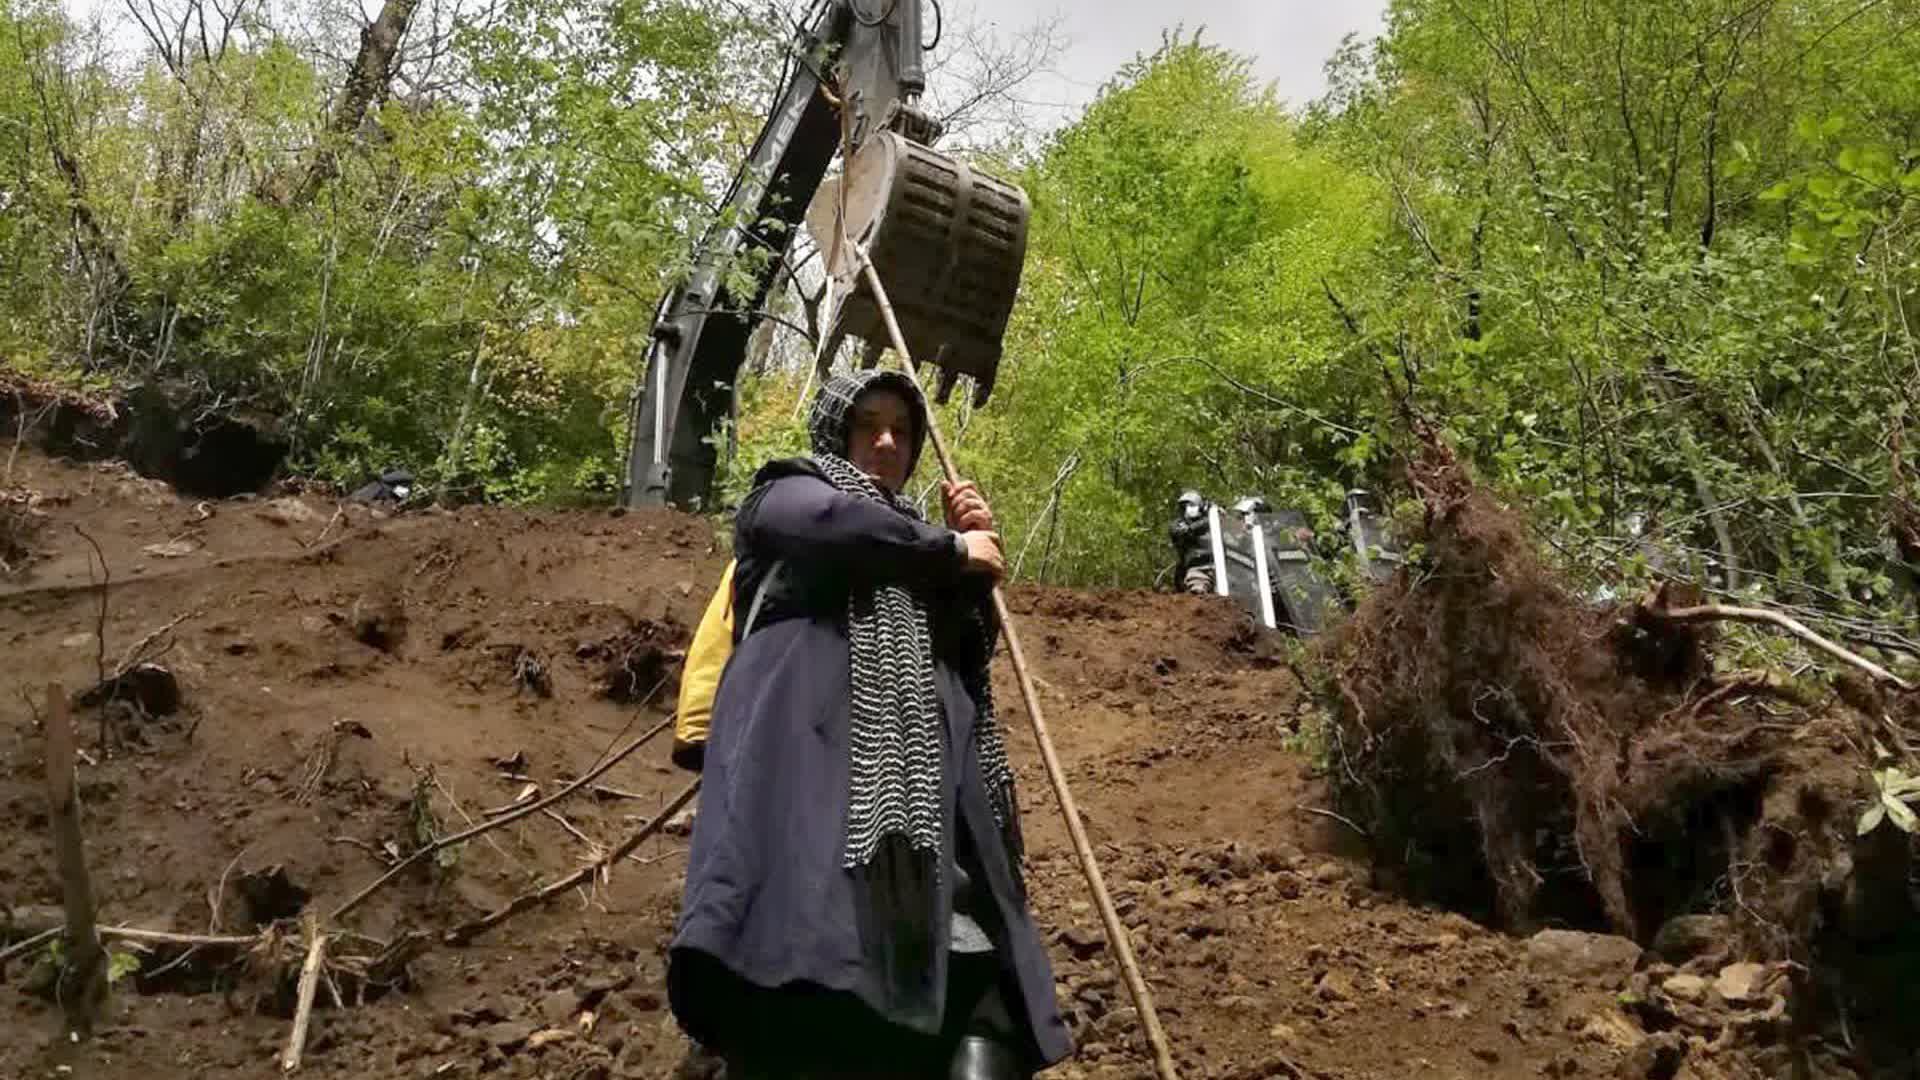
[{"xmin": 0, "ymin": 443, "xmax": 1896, "ymax": 1079}]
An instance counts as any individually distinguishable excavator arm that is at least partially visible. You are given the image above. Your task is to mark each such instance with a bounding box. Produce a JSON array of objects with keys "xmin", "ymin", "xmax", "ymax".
[{"xmin": 623, "ymin": 0, "xmax": 935, "ymax": 509}]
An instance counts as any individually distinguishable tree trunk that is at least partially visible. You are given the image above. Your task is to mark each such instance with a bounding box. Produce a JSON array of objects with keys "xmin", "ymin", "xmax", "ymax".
[
  {"xmin": 44, "ymin": 685, "xmax": 106, "ymax": 1039},
  {"xmin": 1646, "ymin": 365, "xmax": 1739, "ymax": 592},
  {"xmin": 289, "ymin": 0, "xmax": 421, "ymax": 207},
  {"xmin": 439, "ymin": 330, "xmax": 488, "ymax": 489}
]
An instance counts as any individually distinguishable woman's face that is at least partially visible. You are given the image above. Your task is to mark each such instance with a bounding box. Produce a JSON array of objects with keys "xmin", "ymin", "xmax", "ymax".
[{"xmin": 846, "ymin": 387, "xmax": 915, "ymax": 493}]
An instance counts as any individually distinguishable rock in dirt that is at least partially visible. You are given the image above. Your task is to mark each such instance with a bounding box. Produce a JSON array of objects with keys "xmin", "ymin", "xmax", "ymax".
[
  {"xmin": 1088, "ymin": 1006, "xmax": 1139, "ymax": 1047},
  {"xmin": 1058, "ymin": 926, "xmax": 1104, "ymax": 959},
  {"xmin": 479, "ymin": 1020, "xmax": 539, "ymax": 1051},
  {"xmin": 451, "ymin": 1000, "xmax": 507, "ymax": 1027},
  {"xmin": 1614, "ymin": 1032, "xmax": 1687, "ymax": 1080},
  {"xmin": 539, "ymin": 989, "xmax": 578, "ymax": 1026},
  {"xmin": 1526, "ymin": 929, "xmax": 1643, "ymax": 985},
  {"xmin": 142, "ymin": 537, "xmax": 201, "ymax": 558},
  {"xmin": 1652, "ymin": 915, "xmax": 1731, "ymax": 963},
  {"xmin": 1181, "ymin": 913, "xmax": 1228, "ymax": 940},
  {"xmin": 1661, "ymin": 974, "xmax": 1710, "ymax": 1004},
  {"xmin": 1580, "ymin": 1008, "xmax": 1646, "ymax": 1051},
  {"xmin": 1714, "ymin": 962, "xmax": 1778, "ymax": 1005},
  {"xmin": 257, "ymin": 498, "xmax": 320, "ymax": 527},
  {"xmin": 576, "ymin": 971, "xmax": 634, "ymax": 1010},
  {"xmin": 1315, "ymin": 970, "xmax": 1357, "ymax": 1003}
]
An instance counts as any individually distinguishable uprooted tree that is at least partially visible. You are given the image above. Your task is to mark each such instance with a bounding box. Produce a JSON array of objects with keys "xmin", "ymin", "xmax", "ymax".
[{"xmin": 1320, "ymin": 422, "xmax": 1920, "ymax": 1064}]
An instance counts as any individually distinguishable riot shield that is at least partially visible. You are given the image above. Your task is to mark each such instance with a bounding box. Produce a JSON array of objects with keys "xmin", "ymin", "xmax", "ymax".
[{"xmin": 1208, "ymin": 508, "xmax": 1341, "ymax": 635}]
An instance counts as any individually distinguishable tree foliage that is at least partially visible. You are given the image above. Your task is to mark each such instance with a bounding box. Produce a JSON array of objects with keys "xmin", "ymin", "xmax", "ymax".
[
  {"xmin": 1306, "ymin": 0, "xmax": 1920, "ymax": 621},
  {"xmin": 1, "ymin": 0, "xmax": 750, "ymax": 499},
  {"xmin": 749, "ymin": 2, "xmax": 1920, "ymax": 627}
]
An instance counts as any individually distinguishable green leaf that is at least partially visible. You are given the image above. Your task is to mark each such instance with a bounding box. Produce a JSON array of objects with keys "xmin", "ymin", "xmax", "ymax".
[
  {"xmin": 1858, "ymin": 802, "xmax": 1886, "ymax": 836},
  {"xmin": 1886, "ymin": 794, "xmax": 1919, "ymax": 834},
  {"xmin": 107, "ymin": 950, "xmax": 142, "ymax": 986}
]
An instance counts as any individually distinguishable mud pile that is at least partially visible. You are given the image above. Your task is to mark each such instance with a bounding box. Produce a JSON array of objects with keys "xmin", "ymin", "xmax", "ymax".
[{"xmin": 1, "ymin": 439, "xmax": 1913, "ymax": 1079}]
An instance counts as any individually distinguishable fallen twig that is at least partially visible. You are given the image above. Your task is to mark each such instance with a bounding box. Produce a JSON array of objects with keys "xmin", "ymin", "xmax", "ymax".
[
  {"xmin": 1648, "ymin": 601, "xmax": 1916, "ymax": 693},
  {"xmin": 106, "ymin": 926, "xmax": 262, "ymax": 948},
  {"xmin": 493, "ymin": 775, "xmax": 652, "ymax": 805},
  {"xmin": 330, "ymin": 715, "xmax": 674, "ymax": 922},
  {"xmin": 431, "ymin": 773, "xmax": 521, "ymax": 870},
  {"xmin": 281, "ymin": 914, "xmax": 327, "ymax": 1073},
  {"xmin": 2, "ymin": 918, "xmax": 265, "ymax": 952},
  {"xmin": 586, "ymin": 782, "xmax": 650, "ymax": 802},
  {"xmin": 115, "ymin": 609, "xmax": 204, "ymax": 676},
  {"xmin": 627, "ymin": 848, "xmax": 688, "ymax": 868},
  {"xmin": 140, "ymin": 942, "xmax": 202, "ymax": 982},
  {"xmin": 481, "ymin": 784, "xmax": 540, "ymax": 816},
  {"xmin": 542, "ymin": 808, "xmax": 603, "ymax": 855},
  {"xmin": 72, "ymin": 528, "xmax": 111, "ymax": 748},
  {"xmin": 209, "ymin": 848, "xmax": 249, "ymax": 934},
  {"xmin": 305, "ymin": 505, "xmax": 346, "ymax": 550},
  {"xmin": 1691, "ymin": 670, "xmax": 1813, "ymax": 716},
  {"xmin": 328, "ymin": 836, "xmax": 397, "ymax": 866},
  {"xmin": 0, "ymin": 925, "xmax": 62, "ymax": 967},
  {"xmin": 444, "ymin": 778, "xmax": 699, "ymax": 946},
  {"xmin": 1294, "ymin": 805, "xmax": 1372, "ymax": 839}
]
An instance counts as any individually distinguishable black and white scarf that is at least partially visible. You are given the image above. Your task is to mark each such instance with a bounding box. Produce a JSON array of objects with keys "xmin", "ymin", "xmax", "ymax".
[{"xmin": 803, "ymin": 371, "xmax": 1015, "ymax": 870}]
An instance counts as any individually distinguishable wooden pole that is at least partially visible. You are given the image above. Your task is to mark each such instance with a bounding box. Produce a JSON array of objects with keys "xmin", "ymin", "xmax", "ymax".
[
  {"xmin": 44, "ymin": 683, "xmax": 107, "ymax": 1039},
  {"xmin": 856, "ymin": 253, "xmax": 1181, "ymax": 1080},
  {"xmin": 282, "ymin": 912, "xmax": 328, "ymax": 1072}
]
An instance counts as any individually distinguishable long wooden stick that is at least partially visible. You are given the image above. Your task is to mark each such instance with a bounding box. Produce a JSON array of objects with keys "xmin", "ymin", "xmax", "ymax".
[
  {"xmin": 330, "ymin": 715, "xmax": 673, "ymax": 921},
  {"xmin": 856, "ymin": 253, "xmax": 1181, "ymax": 1080},
  {"xmin": 444, "ymin": 778, "xmax": 699, "ymax": 946},
  {"xmin": 0, "ymin": 916, "xmax": 263, "ymax": 958},
  {"xmin": 281, "ymin": 914, "xmax": 327, "ymax": 1072},
  {"xmin": 44, "ymin": 683, "xmax": 107, "ymax": 1040},
  {"xmin": 1652, "ymin": 603, "xmax": 1915, "ymax": 692},
  {"xmin": 0, "ymin": 926, "xmax": 62, "ymax": 967}
]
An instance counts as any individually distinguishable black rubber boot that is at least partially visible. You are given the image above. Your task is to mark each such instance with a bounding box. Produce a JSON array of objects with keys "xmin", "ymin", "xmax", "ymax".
[{"xmin": 948, "ymin": 1035, "xmax": 1030, "ymax": 1080}]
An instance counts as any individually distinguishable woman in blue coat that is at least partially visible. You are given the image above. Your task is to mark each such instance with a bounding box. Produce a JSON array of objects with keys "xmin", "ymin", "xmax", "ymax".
[{"xmin": 668, "ymin": 370, "xmax": 1072, "ymax": 1079}]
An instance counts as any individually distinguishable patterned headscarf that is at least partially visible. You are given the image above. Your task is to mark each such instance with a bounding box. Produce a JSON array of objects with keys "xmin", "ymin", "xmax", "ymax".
[
  {"xmin": 806, "ymin": 369, "xmax": 929, "ymax": 489},
  {"xmin": 804, "ymin": 370, "xmax": 1014, "ymax": 869}
]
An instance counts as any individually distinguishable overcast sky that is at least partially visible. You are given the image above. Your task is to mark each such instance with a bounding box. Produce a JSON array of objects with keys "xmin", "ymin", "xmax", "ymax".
[
  {"xmin": 64, "ymin": 0, "xmax": 1390, "ymax": 130},
  {"xmin": 950, "ymin": 0, "xmax": 1389, "ymax": 123}
]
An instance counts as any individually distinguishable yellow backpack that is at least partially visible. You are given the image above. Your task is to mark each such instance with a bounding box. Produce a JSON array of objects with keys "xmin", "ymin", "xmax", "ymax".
[{"xmin": 671, "ymin": 559, "xmax": 782, "ymax": 771}]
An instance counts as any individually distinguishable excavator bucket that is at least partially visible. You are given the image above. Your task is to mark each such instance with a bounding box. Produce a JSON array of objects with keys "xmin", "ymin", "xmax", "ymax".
[{"xmin": 805, "ymin": 131, "xmax": 1031, "ymax": 408}]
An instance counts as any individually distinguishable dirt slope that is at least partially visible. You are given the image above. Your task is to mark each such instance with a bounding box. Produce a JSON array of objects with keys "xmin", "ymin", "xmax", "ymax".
[{"xmin": 0, "ymin": 446, "xmax": 1779, "ymax": 1079}]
